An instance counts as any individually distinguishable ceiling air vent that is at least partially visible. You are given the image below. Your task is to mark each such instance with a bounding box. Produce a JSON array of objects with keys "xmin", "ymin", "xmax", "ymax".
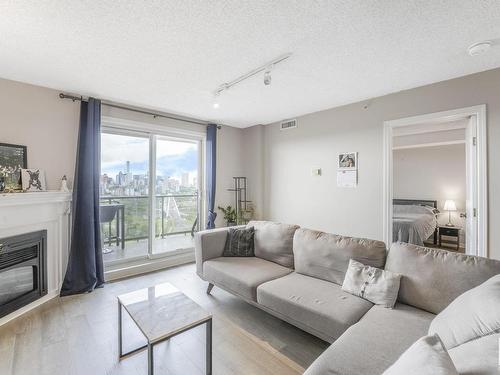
[{"xmin": 280, "ymin": 119, "xmax": 297, "ymax": 130}]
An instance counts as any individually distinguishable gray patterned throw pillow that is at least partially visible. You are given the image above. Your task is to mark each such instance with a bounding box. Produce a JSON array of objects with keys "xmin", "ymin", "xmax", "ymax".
[{"xmin": 223, "ymin": 227, "xmax": 255, "ymax": 257}]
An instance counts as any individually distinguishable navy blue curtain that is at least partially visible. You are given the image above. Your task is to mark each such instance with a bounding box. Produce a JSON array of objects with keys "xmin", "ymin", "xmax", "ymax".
[
  {"xmin": 206, "ymin": 124, "xmax": 218, "ymax": 229},
  {"xmin": 60, "ymin": 98, "xmax": 104, "ymax": 296}
]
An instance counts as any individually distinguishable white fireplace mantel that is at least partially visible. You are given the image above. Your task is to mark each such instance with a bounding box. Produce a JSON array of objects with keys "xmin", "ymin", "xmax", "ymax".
[
  {"xmin": 0, "ymin": 190, "xmax": 72, "ymax": 208},
  {"xmin": 0, "ymin": 190, "xmax": 72, "ymax": 326}
]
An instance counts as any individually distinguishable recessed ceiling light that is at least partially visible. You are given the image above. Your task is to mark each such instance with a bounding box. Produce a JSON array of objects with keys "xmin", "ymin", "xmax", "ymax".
[
  {"xmin": 213, "ymin": 102, "xmax": 220, "ymax": 109},
  {"xmin": 468, "ymin": 41, "xmax": 492, "ymax": 56}
]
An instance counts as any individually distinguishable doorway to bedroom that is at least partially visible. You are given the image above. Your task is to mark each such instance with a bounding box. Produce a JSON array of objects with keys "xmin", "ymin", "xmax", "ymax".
[{"xmin": 383, "ymin": 106, "xmax": 487, "ymax": 257}]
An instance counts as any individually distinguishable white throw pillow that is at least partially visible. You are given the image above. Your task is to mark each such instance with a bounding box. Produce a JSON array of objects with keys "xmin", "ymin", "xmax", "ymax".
[
  {"xmin": 383, "ymin": 334, "xmax": 458, "ymax": 375},
  {"xmin": 341, "ymin": 259, "xmax": 401, "ymax": 308},
  {"xmin": 428, "ymin": 274, "xmax": 500, "ymax": 350}
]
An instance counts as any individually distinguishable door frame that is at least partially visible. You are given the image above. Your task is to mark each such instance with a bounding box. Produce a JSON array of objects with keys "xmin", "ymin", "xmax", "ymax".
[{"xmin": 382, "ymin": 105, "xmax": 487, "ymax": 257}]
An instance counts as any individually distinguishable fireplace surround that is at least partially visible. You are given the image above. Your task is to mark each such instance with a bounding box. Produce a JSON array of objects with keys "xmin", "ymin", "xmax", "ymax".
[
  {"xmin": 0, "ymin": 191, "xmax": 71, "ymax": 326},
  {"xmin": 0, "ymin": 230, "xmax": 47, "ymax": 318}
]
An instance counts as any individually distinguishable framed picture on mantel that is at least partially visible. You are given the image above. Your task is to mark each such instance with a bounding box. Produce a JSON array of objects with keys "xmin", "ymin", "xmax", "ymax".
[{"xmin": 0, "ymin": 143, "xmax": 27, "ymax": 191}]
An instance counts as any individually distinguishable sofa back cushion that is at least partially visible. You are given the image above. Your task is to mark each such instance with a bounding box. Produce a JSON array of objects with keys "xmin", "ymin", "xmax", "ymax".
[
  {"xmin": 385, "ymin": 242, "xmax": 500, "ymax": 314},
  {"xmin": 293, "ymin": 228, "xmax": 387, "ymax": 285},
  {"xmin": 428, "ymin": 274, "xmax": 500, "ymax": 350},
  {"xmin": 247, "ymin": 221, "xmax": 299, "ymax": 268}
]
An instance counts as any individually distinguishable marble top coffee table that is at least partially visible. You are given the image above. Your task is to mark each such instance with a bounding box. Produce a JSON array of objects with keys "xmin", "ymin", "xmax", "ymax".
[{"xmin": 118, "ymin": 282, "xmax": 212, "ymax": 375}]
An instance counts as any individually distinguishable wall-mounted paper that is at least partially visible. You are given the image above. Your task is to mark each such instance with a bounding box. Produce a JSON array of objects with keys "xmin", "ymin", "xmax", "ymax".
[{"xmin": 337, "ymin": 170, "xmax": 357, "ymax": 187}]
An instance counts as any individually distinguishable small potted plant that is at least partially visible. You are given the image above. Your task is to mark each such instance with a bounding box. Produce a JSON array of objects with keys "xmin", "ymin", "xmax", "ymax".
[{"xmin": 218, "ymin": 205, "xmax": 237, "ymax": 227}]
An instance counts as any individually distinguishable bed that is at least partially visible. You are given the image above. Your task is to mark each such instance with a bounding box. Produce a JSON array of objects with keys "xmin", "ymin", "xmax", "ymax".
[{"xmin": 392, "ymin": 199, "xmax": 438, "ymax": 246}]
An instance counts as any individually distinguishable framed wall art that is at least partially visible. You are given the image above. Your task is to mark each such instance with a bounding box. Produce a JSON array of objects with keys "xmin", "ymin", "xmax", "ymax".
[
  {"xmin": 338, "ymin": 152, "xmax": 357, "ymax": 170},
  {"xmin": 21, "ymin": 169, "xmax": 47, "ymax": 192},
  {"xmin": 0, "ymin": 143, "xmax": 27, "ymax": 191}
]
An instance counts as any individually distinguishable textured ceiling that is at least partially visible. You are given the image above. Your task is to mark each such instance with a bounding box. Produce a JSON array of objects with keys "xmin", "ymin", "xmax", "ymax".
[{"xmin": 1, "ymin": 1, "xmax": 500, "ymax": 128}]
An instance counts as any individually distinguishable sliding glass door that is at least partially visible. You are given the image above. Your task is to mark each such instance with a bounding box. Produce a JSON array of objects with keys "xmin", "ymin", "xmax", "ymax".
[
  {"xmin": 152, "ymin": 137, "xmax": 200, "ymax": 255},
  {"xmin": 99, "ymin": 127, "xmax": 202, "ymax": 266},
  {"xmin": 100, "ymin": 131, "xmax": 150, "ymax": 263}
]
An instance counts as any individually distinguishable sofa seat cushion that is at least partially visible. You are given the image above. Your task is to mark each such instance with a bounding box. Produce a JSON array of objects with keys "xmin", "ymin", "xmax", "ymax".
[
  {"xmin": 256, "ymin": 272, "xmax": 373, "ymax": 342},
  {"xmin": 203, "ymin": 257, "xmax": 292, "ymax": 301},
  {"xmin": 304, "ymin": 303, "xmax": 435, "ymax": 375},
  {"xmin": 448, "ymin": 333, "xmax": 500, "ymax": 375}
]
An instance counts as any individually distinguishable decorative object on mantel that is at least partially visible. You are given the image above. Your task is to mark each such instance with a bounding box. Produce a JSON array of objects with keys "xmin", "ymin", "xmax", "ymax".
[
  {"xmin": 0, "ymin": 176, "xmax": 5, "ymax": 192},
  {"xmin": 60, "ymin": 175, "xmax": 70, "ymax": 192},
  {"xmin": 0, "ymin": 142, "xmax": 27, "ymax": 191},
  {"xmin": 21, "ymin": 168, "xmax": 47, "ymax": 191},
  {"xmin": 227, "ymin": 176, "xmax": 253, "ymax": 224}
]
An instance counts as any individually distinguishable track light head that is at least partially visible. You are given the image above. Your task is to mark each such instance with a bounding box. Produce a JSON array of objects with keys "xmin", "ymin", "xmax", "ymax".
[{"xmin": 264, "ymin": 70, "xmax": 272, "ymax": 86}]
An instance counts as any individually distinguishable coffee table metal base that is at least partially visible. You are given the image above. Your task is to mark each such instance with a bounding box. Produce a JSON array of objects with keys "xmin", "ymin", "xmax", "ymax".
[{"xmin": 118, "ymin": 301, "xmax": 212, "ymax": 375}]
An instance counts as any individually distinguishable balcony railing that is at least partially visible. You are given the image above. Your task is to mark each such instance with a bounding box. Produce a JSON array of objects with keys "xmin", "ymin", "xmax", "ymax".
[{"xmin": 100, "ymin": 193, "xmax": 199, "ymax": 245}]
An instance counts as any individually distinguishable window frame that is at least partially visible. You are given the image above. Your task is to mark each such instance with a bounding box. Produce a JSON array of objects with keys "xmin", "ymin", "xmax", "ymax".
[{"xmin": 100, "ymin": 116, "xmax": 206, "ymax": 268}]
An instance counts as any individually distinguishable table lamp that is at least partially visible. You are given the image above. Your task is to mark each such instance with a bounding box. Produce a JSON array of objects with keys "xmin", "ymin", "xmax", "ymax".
[{"xmin": 443, "ymin": 200, "xmax": 457, "ymax": 227}]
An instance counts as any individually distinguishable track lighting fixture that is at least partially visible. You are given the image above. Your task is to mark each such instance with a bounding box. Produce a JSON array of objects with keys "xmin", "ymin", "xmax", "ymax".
[{"xmin": 213, "ymin": 53, "xmax": 291, "ymax": 99}]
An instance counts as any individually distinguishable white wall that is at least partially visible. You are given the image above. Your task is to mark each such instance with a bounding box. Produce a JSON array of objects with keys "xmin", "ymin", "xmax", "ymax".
[
  {"xmin": 242, "ymin": 125, "xmax": 265, "ymax": 220},
  {"xmin": 393, "ymin": 144, "xmax": 466, "ymax": 245},
  {"xmin": 214, "ymin": 125, "xmax": 245, "ymax": 227},
  {"xmin": 245, "ymin": 68, "xmax": 500, "ymax": 260},
  {"xmin": 0, "ymin": 79, "xmax": 79, "ymax": 189}
]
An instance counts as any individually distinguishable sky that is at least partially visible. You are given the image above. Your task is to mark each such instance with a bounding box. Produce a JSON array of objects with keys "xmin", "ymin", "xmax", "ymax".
[{"xmin": 101, "ymin": 133, "xmax": 198, "ymax": 181}]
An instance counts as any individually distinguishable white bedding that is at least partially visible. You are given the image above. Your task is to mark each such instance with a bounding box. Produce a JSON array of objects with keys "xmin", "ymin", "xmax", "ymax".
[{"xmin": 393, "ymin": 204, "xmax": 437, "ymax": 246}]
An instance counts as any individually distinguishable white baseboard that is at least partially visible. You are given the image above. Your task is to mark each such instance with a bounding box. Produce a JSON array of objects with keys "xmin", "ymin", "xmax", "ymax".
[{"xmin": 104, "ymin": 252, "xmax": 195, "ymax": 281}]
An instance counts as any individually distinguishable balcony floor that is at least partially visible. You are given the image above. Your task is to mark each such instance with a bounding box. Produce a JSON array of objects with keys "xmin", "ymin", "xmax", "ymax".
[{"xmin": 102, "ymin": 233, "xmax": 194, "ymax": 263}]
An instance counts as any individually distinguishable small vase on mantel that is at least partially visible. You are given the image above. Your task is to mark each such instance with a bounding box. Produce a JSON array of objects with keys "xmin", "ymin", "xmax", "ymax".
[{"xmin": 60, "ymin": 175, "xmax": 70, "ymax": 192}]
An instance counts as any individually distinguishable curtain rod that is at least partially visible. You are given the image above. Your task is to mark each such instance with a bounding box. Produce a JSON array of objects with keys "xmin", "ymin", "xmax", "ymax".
[{"xmin": 59, "ymin": 93, "xmax": 221, "ymax": 128}]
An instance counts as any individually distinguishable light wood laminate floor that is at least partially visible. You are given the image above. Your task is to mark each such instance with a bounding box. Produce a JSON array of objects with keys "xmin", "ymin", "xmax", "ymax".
[{"xmin": 0, "ymin": 263, "xmax": 328, "ymax": 375}]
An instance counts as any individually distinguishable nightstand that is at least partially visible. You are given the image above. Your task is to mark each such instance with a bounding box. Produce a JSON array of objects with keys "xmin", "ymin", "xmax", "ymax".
[{"xmin": 438, "ymin": 226, "xmax": 461, "ymax": 251}]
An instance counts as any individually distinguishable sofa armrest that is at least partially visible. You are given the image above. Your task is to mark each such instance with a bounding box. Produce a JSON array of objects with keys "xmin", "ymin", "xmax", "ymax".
[{"xmin": 194, "ymin": 226, "xmax": 245, "ymax": 278}]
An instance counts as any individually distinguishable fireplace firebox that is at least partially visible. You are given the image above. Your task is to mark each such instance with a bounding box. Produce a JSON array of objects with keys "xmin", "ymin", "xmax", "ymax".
[{"xmin": 0, "ymin": 230, "xmax": 47, "ymax": 318}]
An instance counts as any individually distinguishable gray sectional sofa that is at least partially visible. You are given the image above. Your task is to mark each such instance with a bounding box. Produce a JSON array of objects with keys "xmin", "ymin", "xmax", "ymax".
[{"xmin": 195, "ymin": 221, "xmax": 500, "ymax": 374}]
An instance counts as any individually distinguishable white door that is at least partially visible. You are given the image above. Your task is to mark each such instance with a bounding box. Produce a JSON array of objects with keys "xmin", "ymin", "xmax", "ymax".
[{"xmin": 465, "ymin": 115, "xmax": 478, "ymax": 255}]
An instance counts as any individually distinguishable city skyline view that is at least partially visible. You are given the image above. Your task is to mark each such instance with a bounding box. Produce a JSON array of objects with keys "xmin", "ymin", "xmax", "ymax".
[
  {"xmin": 100, "ymin": 133, "xmax": 199, "ymax": 196},
  {"xmin": 99, "ymin": 133, "xmax": 200, "ymax": 248}
]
